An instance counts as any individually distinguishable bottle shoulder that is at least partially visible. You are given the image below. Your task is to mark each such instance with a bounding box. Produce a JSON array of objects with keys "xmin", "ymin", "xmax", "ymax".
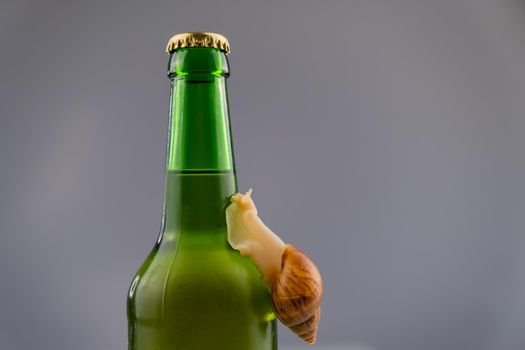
[
  {"xmin": 129, "ymin": 241, "xmax": 270, "ymax": 300},
  {"xmin": 134, "ymin": 243, "xmax": 266, "ymax": 284},
  {"xmin": 128, "ymin": 242, "xmax": 274, "ymax": 323}
]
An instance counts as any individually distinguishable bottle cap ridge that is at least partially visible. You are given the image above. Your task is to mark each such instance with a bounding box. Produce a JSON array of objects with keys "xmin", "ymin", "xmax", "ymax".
[{"xmin": 166, "ymin": 32, "xmax": 230, "ymax": 54}]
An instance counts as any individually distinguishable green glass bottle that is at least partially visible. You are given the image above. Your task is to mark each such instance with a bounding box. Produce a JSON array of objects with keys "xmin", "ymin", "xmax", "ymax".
[{"xmin": 127, "ymin": 33, "xmax": 277, "ymax": 350}]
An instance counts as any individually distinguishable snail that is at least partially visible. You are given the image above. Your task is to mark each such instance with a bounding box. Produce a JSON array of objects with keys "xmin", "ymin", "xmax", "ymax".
[{"xmin": 225, "ymin": 189, "xmax": 323, "ymax": 344}]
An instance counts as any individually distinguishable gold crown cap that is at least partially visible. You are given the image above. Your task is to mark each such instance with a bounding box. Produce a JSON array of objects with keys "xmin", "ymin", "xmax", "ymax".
[{"xmin": 166, "ymin": 32, "xmax": 230, "ymax": 54}]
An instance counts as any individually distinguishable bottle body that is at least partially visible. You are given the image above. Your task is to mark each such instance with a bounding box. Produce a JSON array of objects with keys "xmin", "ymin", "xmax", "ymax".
[{"xmin": 127, "ymin": 45, "xmax": 277, "ymax": 350}]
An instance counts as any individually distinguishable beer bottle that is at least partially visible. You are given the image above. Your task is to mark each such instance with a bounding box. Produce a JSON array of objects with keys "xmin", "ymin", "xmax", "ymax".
[{"xmin": 127, "ymin": 32, "xmax": 277, "ymax": 350}]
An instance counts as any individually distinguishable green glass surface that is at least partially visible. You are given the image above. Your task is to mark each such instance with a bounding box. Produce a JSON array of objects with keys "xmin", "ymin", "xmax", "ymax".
[{"xmin": 127, "ymin": 47, "xmax": 277, "ymax": 350}]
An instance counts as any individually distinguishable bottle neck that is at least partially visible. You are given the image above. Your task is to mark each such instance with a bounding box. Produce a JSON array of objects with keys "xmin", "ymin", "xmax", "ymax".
[
  {"xmin": 167, "ymin": 48, "xmax": 235, "ymax": 172},
  {"xmin": 161, "ymin": 48, "xmax": 237, "ymax": 238}
]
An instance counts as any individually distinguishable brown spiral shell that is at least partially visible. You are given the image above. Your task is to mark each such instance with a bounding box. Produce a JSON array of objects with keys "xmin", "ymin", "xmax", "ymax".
[{"xmin": 271, "ymin": 244, "xmax": 323, "ymax": 344}]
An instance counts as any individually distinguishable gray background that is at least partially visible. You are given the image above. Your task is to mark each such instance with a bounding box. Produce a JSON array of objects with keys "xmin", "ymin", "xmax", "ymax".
[{"xmin": 1, "ymin": 0, "xmax": 525, "ymax": 349}]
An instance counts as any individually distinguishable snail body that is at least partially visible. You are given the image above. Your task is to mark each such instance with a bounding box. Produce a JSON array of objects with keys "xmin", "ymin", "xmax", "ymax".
[{"xmin": 226, "ymin": 189, "xmax": 323, "ymax": 344}]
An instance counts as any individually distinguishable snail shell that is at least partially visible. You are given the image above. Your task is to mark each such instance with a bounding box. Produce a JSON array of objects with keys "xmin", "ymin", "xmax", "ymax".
[{"xmin": 272, "ymin": 244, "xmax": 323, "ymax": 344}]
